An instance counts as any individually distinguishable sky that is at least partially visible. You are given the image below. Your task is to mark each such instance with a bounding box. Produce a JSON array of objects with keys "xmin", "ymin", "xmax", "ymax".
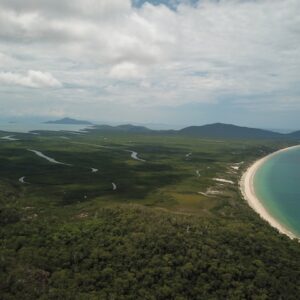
[{"xmin": 0, "ymin": 0, "xmax": 299, "ymax": 129}]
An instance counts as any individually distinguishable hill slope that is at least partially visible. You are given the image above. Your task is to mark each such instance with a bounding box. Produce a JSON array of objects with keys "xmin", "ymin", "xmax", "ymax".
[
  {"xmin": 179, "ymin": 123, "xmax": 283, "ymax": 139},
  {"xmin": 287, "ymin": 130, "xmax": 300, "ymax": 139},
  {"xmin": 116, "ymin": 124, "xmax": 152, "ymax": 132}
]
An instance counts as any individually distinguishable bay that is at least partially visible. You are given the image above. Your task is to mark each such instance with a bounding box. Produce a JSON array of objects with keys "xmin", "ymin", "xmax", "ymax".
[
  {"xmin": 0, "ymin": 122, "xmax": 92, "ymax": 133},
  {"xmin": 254, "ymin": 146, "xmax": 300, "ymax": 237}
]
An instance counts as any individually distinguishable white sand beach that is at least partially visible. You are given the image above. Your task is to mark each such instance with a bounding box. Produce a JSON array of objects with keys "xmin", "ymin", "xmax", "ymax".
[{"xmin": 240, "ymin": 145, "xmax": 300, "ymax": 240}]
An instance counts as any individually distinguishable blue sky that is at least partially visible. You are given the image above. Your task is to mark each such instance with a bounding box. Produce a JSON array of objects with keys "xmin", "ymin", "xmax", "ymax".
[{"xmin": 0, "ymin": 0, "xmax": 299, "ymax": 129}]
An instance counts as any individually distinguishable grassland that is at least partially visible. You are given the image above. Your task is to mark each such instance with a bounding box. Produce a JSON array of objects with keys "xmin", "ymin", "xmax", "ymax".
[{"xmin": 0, "ymin": 128, "xmax": 299, "ymax": 299}]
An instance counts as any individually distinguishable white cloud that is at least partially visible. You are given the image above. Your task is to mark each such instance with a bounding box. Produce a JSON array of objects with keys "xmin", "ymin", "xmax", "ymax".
[
  {"xmin": 0, "ymin": 0, "xmax": 131, "ymax": 18},
  {"xmin": 0, "ymin": 70, "xmax": 62, "ymax": 88},
  {"xmin": 0, "ymin": 0, "xmax": 299, "ymax": 119},
  {"xmin": 0, "ymin": 52, "xmax": 17, "ymax": 67},
  {"xmin": 109, "ymin": 62, "xmax": 145, "ymax": 79}
]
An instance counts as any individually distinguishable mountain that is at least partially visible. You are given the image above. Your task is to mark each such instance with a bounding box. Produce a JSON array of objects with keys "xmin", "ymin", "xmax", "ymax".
[
  {"xmin": 116, "ymin": 124, "xmax": 152, "ymax": 132},
  {"xmin": 45, "ymin": 118, "xmax": 93, "ymax": 125},
  {"xmin": 59, "ymin": 121, "xmax": 297, "ymax": 140},
  {"xmin": 93, "ymin": 124, "xmax": 152, "ymax": 133},
  {"xmin": 178, "ymin": 123, "xmax": 284, "ymax": 139},
  {"xmin": 287, "ymin": 130, "xmax": 300, "ymax": 139}
]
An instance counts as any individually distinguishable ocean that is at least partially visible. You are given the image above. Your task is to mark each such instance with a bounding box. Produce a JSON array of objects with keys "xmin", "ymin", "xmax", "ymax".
[
  {"xmin": 254, "ymin": 146, "xmax": 300, "ymax": 237},
  {"xmin": 0, "ymin": 122, "xmax": 92, "ymax": 133}
]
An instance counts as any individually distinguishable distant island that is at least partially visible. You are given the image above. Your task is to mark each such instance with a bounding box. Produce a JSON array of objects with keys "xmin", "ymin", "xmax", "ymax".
[{"xmin": 44, "ymin": 117, "xmax": 94, "ymax": 125}]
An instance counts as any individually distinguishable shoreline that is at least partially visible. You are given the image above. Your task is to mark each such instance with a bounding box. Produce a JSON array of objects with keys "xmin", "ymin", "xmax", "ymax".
[{"xmin": 240, "ymin": 145, "xmax": 300, "ymax": 240}]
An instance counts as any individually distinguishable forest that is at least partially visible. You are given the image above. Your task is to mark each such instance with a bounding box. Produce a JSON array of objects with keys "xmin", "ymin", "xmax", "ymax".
[{"xmin": 0, "ymin": 128, "xmax": 299, "ymax": 299}]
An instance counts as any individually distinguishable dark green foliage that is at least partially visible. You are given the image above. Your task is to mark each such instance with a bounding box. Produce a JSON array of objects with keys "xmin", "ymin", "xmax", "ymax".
[
  {"xmin": 0, "ymin": 207, "xmax": 21, "ymax": 225},
  {"xmin": 1, "ymin": 207, "xmax": 300, "ymax": 299},
  {"xmin": 0, "ymin": 130, "xmax": 299, "ymax": 299}
]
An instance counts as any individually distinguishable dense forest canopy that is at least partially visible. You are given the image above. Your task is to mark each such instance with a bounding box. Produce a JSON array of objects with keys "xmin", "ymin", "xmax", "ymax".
[{"xmin": 0, "ymin": 129, "xmax": 299, "ymax": 299}]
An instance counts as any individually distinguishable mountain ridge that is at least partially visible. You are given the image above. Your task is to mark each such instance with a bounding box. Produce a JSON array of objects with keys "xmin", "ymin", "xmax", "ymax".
[
  {"xmin": 44, "ymin": 118, "xmax": 94, "ymax": 125},
  {"xmin": 44, "ymin": 118, "xmax": 300, "ymax": 139},
  {"xmin": 178, "ymin": 123, "xmax": 284, "ymax": 139},
  {"xmin": 94, "ymin": 122, "xmax": 299, "ymax": 139}
]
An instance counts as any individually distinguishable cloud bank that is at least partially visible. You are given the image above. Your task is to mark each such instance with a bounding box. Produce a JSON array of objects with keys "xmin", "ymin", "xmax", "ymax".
[
  {"xmin": 0, "ymin": 0, "xmax": 299, "ymax": 126},
  {"xmin": 0, "ymin": 70, "xmax": 62, "ymax": 88}
]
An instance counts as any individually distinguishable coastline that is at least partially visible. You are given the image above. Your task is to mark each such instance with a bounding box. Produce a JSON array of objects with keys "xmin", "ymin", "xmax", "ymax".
[{"xmin": 240, "ymin": 145, "xmax": 300, "ymax": 240}]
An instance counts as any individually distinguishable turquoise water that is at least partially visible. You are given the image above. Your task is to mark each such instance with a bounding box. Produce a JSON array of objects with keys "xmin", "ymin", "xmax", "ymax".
[{"xmin": 254, "ymin": 146, "xmax": 300, "ymax": 237}]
